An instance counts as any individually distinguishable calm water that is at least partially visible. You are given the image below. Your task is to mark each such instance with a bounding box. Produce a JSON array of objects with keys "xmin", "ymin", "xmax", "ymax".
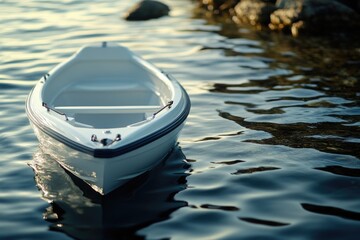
[{"xmin": 1, "ymin": 0, "xmax": 360, "ymax": 239}]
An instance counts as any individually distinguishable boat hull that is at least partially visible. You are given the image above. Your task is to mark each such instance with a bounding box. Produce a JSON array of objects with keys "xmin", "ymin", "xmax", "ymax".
[
  {"xmin": 26, "ymin": 43, "xmax": 190, "ymax": 195},
  {"xmin": 31, "ymin": 121, "xmax": 184, "ymax": 194}
]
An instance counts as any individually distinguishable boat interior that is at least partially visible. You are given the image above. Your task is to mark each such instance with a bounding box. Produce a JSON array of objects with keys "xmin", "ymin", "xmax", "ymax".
[{"xmin": 42, "ymin": 60, "xmax": 172, "ymax": 129}]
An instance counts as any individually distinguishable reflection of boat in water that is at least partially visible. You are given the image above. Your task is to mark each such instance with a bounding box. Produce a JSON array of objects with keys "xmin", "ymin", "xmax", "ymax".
[{"xmin": 30, "ymin": 147, "xmax": 189, "ymax": 240}]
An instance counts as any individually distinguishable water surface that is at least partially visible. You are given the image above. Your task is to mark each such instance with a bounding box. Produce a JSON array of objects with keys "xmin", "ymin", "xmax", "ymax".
[{"xmin": 0, "ymin": 0, "xmax": 359, "ymax": 239}]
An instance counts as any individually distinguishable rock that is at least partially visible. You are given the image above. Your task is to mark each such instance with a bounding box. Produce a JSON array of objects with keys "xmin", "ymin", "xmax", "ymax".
[
  {"xmin": 234, "ymin": 0, "xmax": 277, "ymax": 26},
  {"xmin": 270, "ymin": 0, "xmax": 360, "ymax": 36},
  {"xmin": 262, "ymin": 0, "xmax": 277, "ymax": 3},
  {"xmin": 124, "ymin": 0, "xmax": 170, "ymax": 21},
  {"xmin": 203, "ymin": 0, "xmax": 229, "ymax": 10},
  {"xmin": 275, "ymin": 0, "xmax": 302, "ymax": 8},
  {"xmin": 198, "ymin": 0, "xmax": 240, "ymax": 14},
  {"xmin": 269, "ymin": 4, "xmax": 300, "ymax": 32},
  {"xmin": 194, "ymin": 0, "xmax": 360, "ymax": 37},
  {"xmin": 336, "ymin": 0, "xmax": 360, "ymax": 13}
]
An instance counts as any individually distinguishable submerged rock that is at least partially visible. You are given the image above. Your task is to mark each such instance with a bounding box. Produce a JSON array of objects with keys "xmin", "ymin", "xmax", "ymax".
[{"xmin": 124, "ymin": 0, "xmax": 170, "ymax": 21}]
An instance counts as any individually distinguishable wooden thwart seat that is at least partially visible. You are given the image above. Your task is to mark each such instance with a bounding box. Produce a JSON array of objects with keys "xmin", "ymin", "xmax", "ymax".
[{"xmin": 54, "ymin": 105, "xmax": 161, "ymax": 114}]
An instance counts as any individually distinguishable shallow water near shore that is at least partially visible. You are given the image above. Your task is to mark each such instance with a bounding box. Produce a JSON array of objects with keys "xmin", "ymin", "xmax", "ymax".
[{"xmin": 1, "ymin": 0, "xmax": 359, "ymax": 239}]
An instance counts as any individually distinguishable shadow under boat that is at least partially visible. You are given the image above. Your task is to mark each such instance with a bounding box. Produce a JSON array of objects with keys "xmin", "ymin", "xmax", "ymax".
[{"xmin": 30, "ymin": 146, "xmax": 190, "ymax": 240}]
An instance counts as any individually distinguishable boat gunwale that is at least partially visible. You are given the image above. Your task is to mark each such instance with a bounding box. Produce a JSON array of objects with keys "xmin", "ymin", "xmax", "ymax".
[{"xmin": 26, "ymin": 81, "xmax": 190, "ymax": 158}]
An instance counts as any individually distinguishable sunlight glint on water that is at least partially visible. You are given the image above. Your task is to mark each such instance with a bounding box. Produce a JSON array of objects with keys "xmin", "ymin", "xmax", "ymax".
[{"xmin": 0, "ymin": 0, "xmax": 359, "ymax": 239}]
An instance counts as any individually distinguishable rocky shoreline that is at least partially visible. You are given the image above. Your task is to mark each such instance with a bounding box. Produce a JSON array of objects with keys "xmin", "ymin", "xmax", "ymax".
[{"xmin": 195, "ymin": 0, "xmax": 360, "ymax": 37}]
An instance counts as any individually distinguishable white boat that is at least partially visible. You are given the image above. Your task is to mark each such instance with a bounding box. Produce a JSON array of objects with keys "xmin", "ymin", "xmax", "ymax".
[{"xmin": 26, "ymin": 42, "xmax": 190, "ymax": 195}]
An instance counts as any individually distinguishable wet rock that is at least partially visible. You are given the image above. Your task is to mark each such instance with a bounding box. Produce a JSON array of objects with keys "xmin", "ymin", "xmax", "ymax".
[
  {"xmin": 124, "ymin": 0, "xmax": 170, "ymax": 21},
  {"xmin": 336, "ymin": 0, "xmax": 360, "ymax": 13},
  {"xmin": 199, "ymin": 0, "xmax": 228, "ymax": 10},
  {"xmin": 194, "ymin": 0, "xmax": 360, "ymax": 37},
  {"xmin": 234, "ymin": 0, "xmax": 277, "ymax": 26},
  {"xmin": 270, "ymin": 0, "xmax": 360, "ymax": 36},
  {"xmin": 198, "ymin": 0, "xmax": 240, "ymax": 14},
  {"xmin": 269, "ymin": 4, "xmax": 300, "ymax": 32}
]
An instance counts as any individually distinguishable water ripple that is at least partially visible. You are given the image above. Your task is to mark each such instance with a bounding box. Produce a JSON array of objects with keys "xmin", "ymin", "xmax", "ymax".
[
  {"xmin": 1, "ymin": 0, "xmax": 359, "ymax": 239},
  {"xmin": 232, "ymin": 166, "xmax": 280, "ymax": 175},
  {"xmin": 315, "ymin": 165, "xmax": 360, "ymax": 177},
  {"xmin": 301, "ymin": 203, "xmax": 360, "ymax": 221},
  {"xmin": 239, "ymin": 217, "xmax": 290, "ymax": 227}
]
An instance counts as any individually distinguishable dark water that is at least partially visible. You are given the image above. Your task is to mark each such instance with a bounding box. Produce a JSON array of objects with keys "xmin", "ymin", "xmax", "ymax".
[{"xmin": 1, "ymin": 0, "xmax": 359, "ymax": 239}]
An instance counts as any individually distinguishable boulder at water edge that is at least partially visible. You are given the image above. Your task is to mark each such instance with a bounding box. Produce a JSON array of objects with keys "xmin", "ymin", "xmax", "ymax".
[
  {"xmin": 270, "ymin": 0, "xmax": 360, "ymax": 36},
  {"xmin": 234, "ymin": 0, "xmax": 277, "ymax": 26},
  {"xmin": 124, "ymin": 0, "xmax": 170, "ymax": 21},
  {"xmin": 196, "ymin": 0, "xmax": 360, "ymax": 37}
]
